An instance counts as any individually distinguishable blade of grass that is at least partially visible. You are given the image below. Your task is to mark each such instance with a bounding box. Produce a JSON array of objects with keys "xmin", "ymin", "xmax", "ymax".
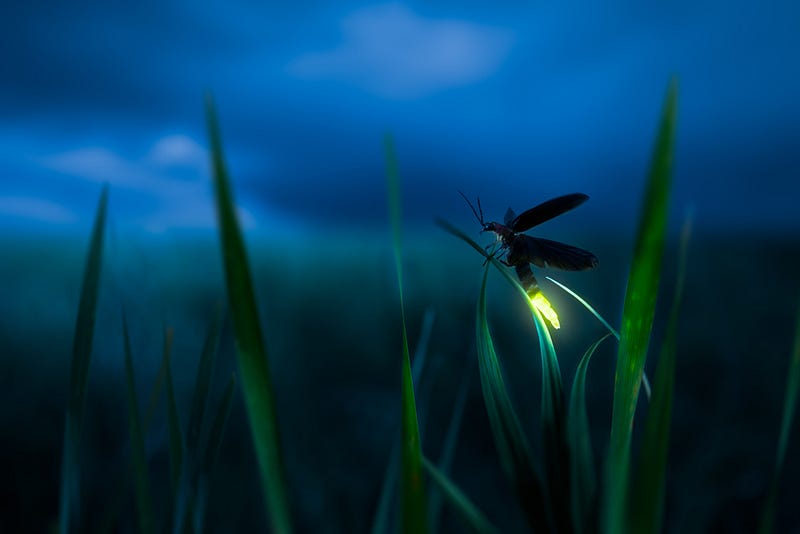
[
  {"xmin": 422, "ymin": 457, "xmax": 499, "ymax": 534},
  {"xmin": 370, "ymin": 309, "xmax": 436, "ymax": 534},
  {"xmin": 630, "ymin": 214, "xmax": 691, "ymax": 533},
  {"xmin": 438, "ymin": 219, "xmax": 570, "ymax": 531},
  {"xmin": 569, "ymin": 334, "xmax": 612, "ymax": 534},
  {"xmin": 385, "ymin": 133, "xmax": 428, "ymax": 534},
  {"xmin": 187, "ymin": 313, "xmax": 222, "ymax": 460},
  {"xmin": 476, "ymin": 264, "xmax": 550, "ymax": 533},
  {"xmin": 605, "ymin": 78, "xmax": 678, "ymax": 534},
  {"xmin": 758, "ymin": 299, "xmax": 800, "ymax": 534},
  {"xmin": 59, "ymin": 184, "xmax": 108, "ymax": 534},
  {"xmin": 194, "ymin": 373, "xmax": 237, "ymax": 534},
  {"xmin": 205, "ymin": 94, "xmax": 292, "ymax": 534},
  {"xmin": 122, "ymin": 313, "xmax": 155, "ymax": 534},
  {"xmin": 545, "ymin": 276, "xmax": 652, "ymax": 401}
]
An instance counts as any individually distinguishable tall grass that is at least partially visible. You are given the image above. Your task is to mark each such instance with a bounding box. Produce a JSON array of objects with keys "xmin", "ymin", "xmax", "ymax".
[
  {"xmin": 385, "ymin": 134, "xmax": 428, "ymax": 533},
  {"xmin": 205, "ymin": 94, "xmax": 292, "ymax": 533},
  {"xmin": 58, "ymin": 185, "xmax": 108, "ymax": 534}
]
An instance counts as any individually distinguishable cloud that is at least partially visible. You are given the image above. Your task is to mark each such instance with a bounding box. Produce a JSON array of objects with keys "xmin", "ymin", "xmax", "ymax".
[
  {"xmin": 147, "ymin": 134, "xmax": 208, "ymax": 173},
  {"xmin": 0, "ymin": 196, "xmax": 77, "ymax": 224},
  {"xmin": 37, "ymin": 136, "xmax": 257, "ymax": 233},
  {"xmin": 288, "ymin": 3, "xmax": 515, "ymax": 98}
]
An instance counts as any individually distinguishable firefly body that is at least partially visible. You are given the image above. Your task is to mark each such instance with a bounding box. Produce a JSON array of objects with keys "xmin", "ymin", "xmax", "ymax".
[{"xmin": 463, "ymin": 192, "xmax": 598, "ymax": 297}]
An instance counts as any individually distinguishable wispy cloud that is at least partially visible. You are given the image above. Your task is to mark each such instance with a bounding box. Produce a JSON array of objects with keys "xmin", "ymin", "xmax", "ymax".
[
  {"xmin": 38, "ymin": 136, "xmax": 256, "ymax": 232},
  {"xmin": 0, "ymin": 196, "xmax": 77, "ymax": 224},
  {"xmin": 288, "ymin": 3, "xmax": 515, "ymax": 98}
]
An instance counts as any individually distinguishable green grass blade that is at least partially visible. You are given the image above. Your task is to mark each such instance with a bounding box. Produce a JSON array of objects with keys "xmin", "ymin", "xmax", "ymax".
[
  {"xmin": 758, "ymin": 299, "xmax": 800, "ymax": 534},
  {"xmin": 476, "ymin": 265, "xmax": 550, "ymax": 533},
  {"xmin": 545, "ymin": 276, "xmax": 652, "ymax": 401},
  {"xmin": 438, "ymin": 218, "xmax": 570, "ymax": 530},
  {"xmin": 422, "ymin": 457, "xmax": 500, "ymax": 534},
  {"xmin": 203, "ymin": 373, "xmax": 237, "ymax": 476},
  {"xmin": 630, "ymin": 215, "xmax": 691, "ymax": 534},
  {"xmin": 370, "ymin": 310, "xmax": 436, "ymax": 534},
  {"xmin": 385, "ymin": 133, "xmax": 428, "ymax": 534},
  {"xmin": 59, "ymin": 184, "xmax": 108, "ymax": 534},
  {"xmin": 205, "ymin": 95, "xmax": 292, "ymax": 534},
  {"xmin": 569, "ymin": 334, "xmax": 612, "ymax": 534},
  {"xmin": 428, "ymin": 368, "xmax": 471, "ymax": 532},
  {"xmin": 187, "ymin": 314, "xmax": 222, "ymax": 459},
  {"xmin": 122, "ymin": 313, "xmax": 155, "ymax": 534},
  {"xmin": 605, "ymin": 78, "xmax": 678, "ymax": 534}
]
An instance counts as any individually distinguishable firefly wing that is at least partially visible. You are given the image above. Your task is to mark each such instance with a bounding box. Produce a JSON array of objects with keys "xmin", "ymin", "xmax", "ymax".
[
  {"xmin": 508, "ymin": 235, "xmax": 598, "ymax": 271},
  {"xmin": 510, "ymin": 193, "xmax": 589, "ymax": 232},
  {"xmin": 504, "ymin": 207, "xmax": 517, "ymax": 226}
]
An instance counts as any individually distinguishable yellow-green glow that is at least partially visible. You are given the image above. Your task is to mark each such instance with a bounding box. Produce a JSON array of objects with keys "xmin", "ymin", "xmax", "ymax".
[{"xmin": 530, "ymin": 291, "xmax": 560, "ymax": 330}]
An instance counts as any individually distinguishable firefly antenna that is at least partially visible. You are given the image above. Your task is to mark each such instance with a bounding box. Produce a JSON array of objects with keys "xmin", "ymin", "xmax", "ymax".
[{"xmin": 458, "ymin": 190, "xmax": 485, "ymax": 226}]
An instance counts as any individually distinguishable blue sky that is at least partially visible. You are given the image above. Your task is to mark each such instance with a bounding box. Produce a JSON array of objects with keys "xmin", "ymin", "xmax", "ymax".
[{"xmin": 1, "ymin": 1, "xmax": 798, "ymax": 235}]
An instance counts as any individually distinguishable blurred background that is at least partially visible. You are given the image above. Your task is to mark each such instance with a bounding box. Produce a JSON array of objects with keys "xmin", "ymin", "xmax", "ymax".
[{"xmin": 1, "ymin": 1, "xmax": 799, "ymax": 532}]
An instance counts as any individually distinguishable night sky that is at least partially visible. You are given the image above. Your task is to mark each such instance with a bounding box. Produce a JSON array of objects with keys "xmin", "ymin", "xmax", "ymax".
[{"xmin": 1, "ymin": 0, "xmax": 798, "ymax": 236}]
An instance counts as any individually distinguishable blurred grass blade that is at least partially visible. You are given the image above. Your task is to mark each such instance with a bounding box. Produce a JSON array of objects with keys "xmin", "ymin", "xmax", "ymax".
[
  {"xmin": 385, "ymin": 133, "xmax": 428, "ymax": 534},
  {"xmin": 605, "ymin": 79, "xmax": 678, "ymax": 534},
  {"xmin": 476, "ymin": 265, "xmax": 550, "ymax": 533},
  {"xmin": 122, "ymin": 313, "xmax": 155, "ymax": 534},
  {"xmin": 59, "ymin": 184, "xmax": 108, "ymax": 534},
  {"xmin": 205, "ymin": 95, "xmax": 292, "ymax": 534},
  {"xmin": 630, "ymin": 214, "xmax": 691, "ymax": 534},
  {"xmin": 758, "ymin": 299, "xmax": 800, "ymax": 534},
  {"xmin": 162, "ymin": 327, "xmax": 185, "ymax": 496},
  {"xmin": 204, "ymin": 373, "xmax": 237, "ymax": 474},
  {"xmin": 569, "ymin": 334, "xmax": 612, "ymax": 534},
  {"xmin": 370, "ymin": 310, "xmax": 436, "ymax": 534},
  {"xmin": 187, "ymin": 314, "xmax": 222, "ymax": 458},
  {"xmin": 545, "ymin": 276, "xmax": 652, "ymax": 401},
  {"xmin": 429, "ymin": 367, "xmax": 471, "ymax": 531},
  {"xmin": 423, "ymin": 457, "xmax": 499, "ymax": 534}
]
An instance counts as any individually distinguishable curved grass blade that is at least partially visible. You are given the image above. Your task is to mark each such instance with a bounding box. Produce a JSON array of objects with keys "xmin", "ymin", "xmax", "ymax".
[
  {"xmin": 630, "ymin": 214, "xmax": 691, "ymax": 534},
  {"xmin": 569, "ymin": 334, "xmax": 612, "ymax": 534},
  {"xmin": 423, "ymin": 457, "xmax": 499, "ymax": 534},
  {"xmin": 385, "ymin": 133, "xmax": 428, "ymax": 534},
  {"xmin": 545, "ymin": 276, "xmax": 652, "ymax": 401},
  {"xmin": 438, "ymin": 219, "xmax": 569, "ymax": 531},
  {"xmin": 205, "ymin": 95, "xmax": 292, "ymax": 534},
  {"xmin": 758, "ymin": 299, "xmax": 800, "ymax": 534},
  {"xmin": 59, "ymin": 184, "xmax": 108, "ymax": 534},
  {"xmin": 370, "ymin": 309, "xmax": 436, "ymax": 534},
  {"xmin": 477, "ymin": 265, "xmax": 550, "ymax": 533},
  {"xmin": 605, "ymin": 78, "xmax": 678, "ymax": 534},
  {"xmin": 122, "ymin": 313, "xmax": 155, "ymax": 534}
]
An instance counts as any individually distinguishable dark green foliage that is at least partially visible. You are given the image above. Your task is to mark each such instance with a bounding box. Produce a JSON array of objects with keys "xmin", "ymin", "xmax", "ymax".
[
  {"xmin": 569, "ymin": 334, "xmax": 612, "ymax": 534},
  {"xmin": 385, "ymin": 133, "xmax": 428, "ymax": 534},
  {"xmin": 58, "ymin": 185, "xmax": 108, "ymax": 534},
  {"xmin": 122, "ymin": 313, "xmax": 155, "ymax": 534},
  {"xmin": 423, "ymin": 457, "xmax": 499, "ymax": 534},
  {"xmin": 605, "ymin": 79, "xmax": 678, "ymax": 534},
  {"xmin": 631, "ymin": 216, "xmax": 691, "ymax": 533},
  {"xmin": 759, "ymin": 299, "xmax": 800, "ymax": 534},
  {"xmin": 205, "ymin": 94, "xmax": 293, "ymax": 533}
]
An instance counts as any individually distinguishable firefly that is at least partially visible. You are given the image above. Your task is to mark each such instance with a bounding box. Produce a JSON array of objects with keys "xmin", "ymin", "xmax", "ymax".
[{"xmin": 461, "ymin": 192, "xmax": 599, "ymax": 328}]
